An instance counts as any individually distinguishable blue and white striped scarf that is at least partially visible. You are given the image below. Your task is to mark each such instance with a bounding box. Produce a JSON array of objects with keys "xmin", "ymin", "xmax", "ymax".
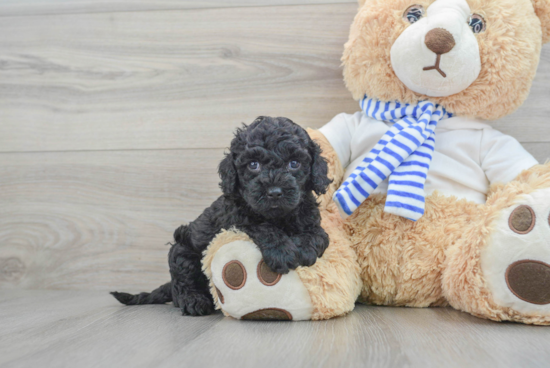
[{"xmin": 333, "ymin": 96, "xmax": 452, "ymax": 221}]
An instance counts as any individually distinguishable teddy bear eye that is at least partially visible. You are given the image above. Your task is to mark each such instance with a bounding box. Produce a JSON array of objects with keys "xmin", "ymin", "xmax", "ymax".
[
  {"xmin": 469, "ymin": 14, "xmax": 486, "ymax": 33},
  {"xmin": 403, "ymin": 5, "xmax": 424, "ymax": 24},
  {"xmin": 248, "ymin": 162, "xmax": 261, "ymax": 172}
]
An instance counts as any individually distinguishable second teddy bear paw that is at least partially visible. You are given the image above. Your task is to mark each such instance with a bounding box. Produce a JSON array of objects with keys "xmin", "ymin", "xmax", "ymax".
[
  {"xmin": 482, "ymin": 188, "xmax": 550, "ymax": 317},
  {"xmin": 209, "ymin": 240, "xmax": 313, "ymax": 321}
]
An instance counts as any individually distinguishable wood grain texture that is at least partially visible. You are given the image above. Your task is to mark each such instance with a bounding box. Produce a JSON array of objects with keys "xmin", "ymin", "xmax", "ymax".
[
  {"xmin": 0, "ymin": 149, "xmax": 224, "ymax": 291},
  {"xmin": 0, "ymin": 4, "xmax": 548, "ymax": 154},
  {"xmin": 0, "ymin": 3, "xmax": 548, "ymax": 153},
  {"xmin": 1, "ymin": 291, "xmax": 550, "ymax": 368},
  {"xmin": 1, "ymin": 143, "xmax": 549, "ymax": 292},
  {"xmin": 0, "ymin": 0, "xmax": 549, "ymax": 293},
  {"xmin": 0, "ymin": 0, "xmax": 356, "ymax": 17},
  {"xmin": 0, "ymin": 4, "xmax": 359, "ymax": 153},
  {"xmin": 1, "ymin": 6, "xmax": 549, "ymax": 366},
  {"xmin": 524, "ymin": 143, "xmax": 550, "ymax": 164}
]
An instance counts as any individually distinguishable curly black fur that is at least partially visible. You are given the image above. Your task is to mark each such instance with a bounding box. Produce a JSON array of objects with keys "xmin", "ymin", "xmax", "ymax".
[{"xmin": 111, "ymin": 116, "xmax": 332, "ymax": 316}]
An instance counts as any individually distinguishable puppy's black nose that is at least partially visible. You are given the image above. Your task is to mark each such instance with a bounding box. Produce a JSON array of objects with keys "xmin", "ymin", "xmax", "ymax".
[{"xmin": 267, "ymin": 187, "xmax": 283, "ymax": 199}]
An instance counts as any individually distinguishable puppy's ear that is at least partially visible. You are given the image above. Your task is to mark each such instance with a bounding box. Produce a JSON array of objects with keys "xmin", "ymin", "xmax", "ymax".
[
  {"xmin": 308, "ymin": 140, "xmax": 332, "ymax": 195},
  {"xmin": 218, "ymin": 153, "xmax": 238, "ymax": 195}
]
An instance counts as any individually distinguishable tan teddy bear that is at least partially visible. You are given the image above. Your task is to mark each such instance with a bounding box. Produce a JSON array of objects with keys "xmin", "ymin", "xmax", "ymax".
[{"xmin": 203, "ymin": 0, "xmax": 550, "ymax": 324}]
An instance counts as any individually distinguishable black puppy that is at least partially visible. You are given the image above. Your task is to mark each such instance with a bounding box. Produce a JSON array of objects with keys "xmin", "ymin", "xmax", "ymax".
[{"xmin": 112, "ymin": 117, "xmax": 332, "ymax": 316}]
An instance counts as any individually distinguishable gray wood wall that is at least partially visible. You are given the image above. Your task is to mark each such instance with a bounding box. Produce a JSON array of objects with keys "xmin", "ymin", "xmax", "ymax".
[{"xmin": 1, "ymin": 0, "xmax": 549, "ymax": 291}]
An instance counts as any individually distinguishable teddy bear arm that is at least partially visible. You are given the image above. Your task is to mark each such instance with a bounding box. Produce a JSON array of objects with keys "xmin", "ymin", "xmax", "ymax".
[
  {"xmin": 307, "ymin": 128, "xmax": 345, "ymax": 210},
  {"xmin": 480, "ymin": 128, "xmax": 540, "ymax": 188}
]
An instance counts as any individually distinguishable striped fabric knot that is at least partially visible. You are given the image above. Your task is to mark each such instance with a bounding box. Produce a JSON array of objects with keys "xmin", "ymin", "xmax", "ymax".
[{"xmin": 333, "ymin": 96, "xmax": 452, "ymax": 221}]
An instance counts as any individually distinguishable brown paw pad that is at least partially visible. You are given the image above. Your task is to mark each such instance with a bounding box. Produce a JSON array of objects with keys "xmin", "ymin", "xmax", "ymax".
[
  {"xmin": 509, "ymin": 205, "xmax": 536, "ymax": 234},
  {"xmin": 506, "ymin": 260, "xmax": 550, "ymax": 305},
  {"xmin": 241, "ymin": 308, "xmax": 293, "ymax": 321},
  {"xmin": 257, "ymin": 260, "xmax": 282, "ymax": 286},
  {"xmin": 222, "ymin": 260, "xmax": 247, "ymax": 290}
]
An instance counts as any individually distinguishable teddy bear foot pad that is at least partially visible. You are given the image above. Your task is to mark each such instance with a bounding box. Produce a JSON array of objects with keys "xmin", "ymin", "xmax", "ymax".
[
  {"xmin": 482, "ymin": 188, "xmax": 550, "ymax": 314},
  {"xmin": 506, "ymin": 260, "xmax": 550, "ymax": 305},
  {"xmin": 210, "ymin": 240, "xmax": 314, "ymax": 321}
]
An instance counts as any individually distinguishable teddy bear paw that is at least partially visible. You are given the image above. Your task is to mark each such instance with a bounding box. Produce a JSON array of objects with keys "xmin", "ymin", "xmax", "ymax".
[
  {"xmin": 210, "ymin": 239, "xmax": 314, "ymax": 321},
  {"xmin": 481, "ymin": 188, "xmax": 550, "ymax": 315}
]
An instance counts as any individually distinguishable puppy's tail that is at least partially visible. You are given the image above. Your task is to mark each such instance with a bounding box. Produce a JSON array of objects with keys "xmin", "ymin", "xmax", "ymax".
[{"xmin": 111, "ymin": 282, "xmax": 172, "ymax": 305}]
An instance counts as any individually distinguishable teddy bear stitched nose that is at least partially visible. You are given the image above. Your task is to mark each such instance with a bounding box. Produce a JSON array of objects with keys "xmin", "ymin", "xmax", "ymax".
[{"xmin": 425, "ymin": 28, "xmax": 456, "ymax": 55}]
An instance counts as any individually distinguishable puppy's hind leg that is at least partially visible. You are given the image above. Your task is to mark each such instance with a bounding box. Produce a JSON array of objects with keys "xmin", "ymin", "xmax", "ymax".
[
  {"xmin": 111, "ymin": 282, "xmax": 172, "ymax": 305},
  {"xmin": 169, "ymin": 229, "xmax": 215, "ymax": 316}
]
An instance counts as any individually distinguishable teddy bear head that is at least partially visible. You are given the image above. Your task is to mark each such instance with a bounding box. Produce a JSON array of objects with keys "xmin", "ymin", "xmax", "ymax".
[{"xmin": 342, "ymin": 0, "xmax": 550, "ymax": 120}]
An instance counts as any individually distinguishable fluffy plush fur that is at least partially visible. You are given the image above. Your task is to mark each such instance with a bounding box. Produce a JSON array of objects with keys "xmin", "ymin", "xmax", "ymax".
[
  {"xmin": 111, "ymin": 116, "xmax": 332, "ymax": 316},
  {"xmin": 202, "ymin": 0, "xmax": 550, "ymax": 324},
  {"xmin": 310, "ymin": 125, "xmax": 550, "ymax": 324},
  {"xmin": 343, "ymin": 0, "xmax": 550, "ymax": 120},
  {"xmin": 313, "ymin": 0, "xmax": 550, "ymax": 324}
]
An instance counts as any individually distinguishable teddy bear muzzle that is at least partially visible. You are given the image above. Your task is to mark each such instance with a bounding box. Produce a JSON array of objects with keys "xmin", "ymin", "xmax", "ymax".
[
  {"xmin": 390, "ymin": 0, "xmax": 481, "ymax": 97},
  {"xmin": 423, "ymin": 28, "xmax": 456, "ymax": 78}
]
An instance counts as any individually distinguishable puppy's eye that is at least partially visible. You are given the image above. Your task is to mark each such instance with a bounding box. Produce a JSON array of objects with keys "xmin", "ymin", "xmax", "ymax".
[
  {"xmin": 469, "ymin": 14, "xmax": 486, "ymax": 34},
  {"xmin": 288, "ymin": 161, "xmax": 301, "ymax": 170},
  {"xmin": 403, "ymin": 5, "xmax": 424, "ymax": 24},
  {"xmin": 248, "ymin": 162, "xmax": 261, "ymax": 172}
]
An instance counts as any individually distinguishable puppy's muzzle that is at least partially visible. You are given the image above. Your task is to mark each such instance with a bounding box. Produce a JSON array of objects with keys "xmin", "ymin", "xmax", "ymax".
[
  {"xmin": 267, "ymin": 187, "xmax": 283, "ymax": 199},
  {"xmin": 423, "ymin": 28, "xmax": 456, "ymax": 78}
]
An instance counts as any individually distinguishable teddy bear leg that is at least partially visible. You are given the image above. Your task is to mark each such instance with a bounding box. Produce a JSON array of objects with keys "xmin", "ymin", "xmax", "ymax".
[
  {"xmin": 202, "ymin": 210, "xmax": 362, "ymax": 321},
  {"xmin": 202, "ymin": 229, "xmax": 314, "ymax": 321},
  {"xmin": 443, "ymin": 164, "xmax": 550, "ymax": 325}
]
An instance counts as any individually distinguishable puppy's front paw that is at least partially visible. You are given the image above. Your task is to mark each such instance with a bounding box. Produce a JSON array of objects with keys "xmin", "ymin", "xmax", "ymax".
[
  {"xmin": 290, "ymin": 232, "xmax": 329, "ymax": 268},
  {"xmin": 261, "ymin": 246, "xmax": 300, "ymax": 274},
  {"xmin": 296, "ymin": 247, "xmax": 320, "ymax": 268},
  {"xmin": 177, "ymin": 292, "xmax": 215, "ymax": 316}
]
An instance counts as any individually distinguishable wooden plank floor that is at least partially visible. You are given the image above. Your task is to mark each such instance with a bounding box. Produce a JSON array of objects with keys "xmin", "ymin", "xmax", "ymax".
[
  {"xmin": 0, "ymin": 0, "xmax": 356, "ymax": 17},
  {"xmin": 0, "ymin": 3, "xmax": 359, "ymax": 153},
  {"xmin": 1, "ymin": 290, "xmax": 550, "ymax": 368},
  {"xmin": 0, "ymin": 4, "xmax": 548, "ymax": 154},
  {"xmin": 1, "ymin": 1, "xmax": 550, "ymax": 366},
  {"xmin": 0, "ymin": 0, "xmax": 549, "ymax": 292}
]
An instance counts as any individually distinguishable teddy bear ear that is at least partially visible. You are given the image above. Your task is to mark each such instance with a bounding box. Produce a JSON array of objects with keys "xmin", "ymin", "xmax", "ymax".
[{"xmin": 532, "ymin": 0, "xmax": 550, "ymax": 43}]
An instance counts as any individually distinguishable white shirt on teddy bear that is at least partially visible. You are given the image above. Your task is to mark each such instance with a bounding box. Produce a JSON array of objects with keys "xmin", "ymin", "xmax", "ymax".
[{"xmin": 320, "ymin": 112, "xmax": 539, "ymax": 204}]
